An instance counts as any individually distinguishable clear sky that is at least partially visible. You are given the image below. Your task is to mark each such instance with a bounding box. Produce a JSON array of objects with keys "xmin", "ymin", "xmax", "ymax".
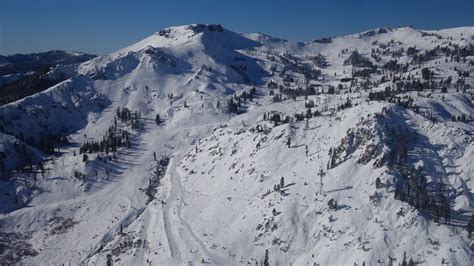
[{"xmin": 0, "ymin": 0, "xmax": 473, "ymax": 55}]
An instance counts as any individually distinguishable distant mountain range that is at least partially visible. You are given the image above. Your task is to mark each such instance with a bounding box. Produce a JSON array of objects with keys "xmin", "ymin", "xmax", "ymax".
[
  {"xmin": 0, "ymin": 50, "xmax": 96, "ymax": 85},
  {"xmin": 0, "ymin": 50, "xmax": 96, "ymax": 104}
]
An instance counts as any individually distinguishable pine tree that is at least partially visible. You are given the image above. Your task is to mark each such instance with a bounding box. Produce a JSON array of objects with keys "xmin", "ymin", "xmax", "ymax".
[
  {"xmin": 263, "ymin": 249, "xmax": 269, "ymax": 266},
  {"xmin": 40, "ymin": 162, "xmax": 45, "ymax": 179},
  {"xmin": 155, "ymin": 114, "xmax": 161, "ymax": 125},
  {"xmin": 82, "ymin": 154, "xmax": 88, "ymax": 163},
  {"xmin": 388, "ymin": 256, "xmax": 394, "ymax": 266},
  {"xmin": 375, "ymin": 177, "xmax": 382, "ymax": 188},
  {"xmin": 421, "ymin": 67, "xmax": 431, "ymax": 80},
  {"xmin": 280, "ymin": 177, "xmax": 285, "ymax": 188},
  {"xmin": 439, "ymin": 193, "xmax": 450, "ymax": 223},
  {"xmin": 106, "ymin": 254, "xmax": 113, "ymax": 266},
  {"xmin": 227, "ymin": 98, "xmax": 238, "ymax": 113},
  {"xmin": 328, "ymin": 148, "xmax": 337, "ymax": 169},
  {"xmin": 402, "ymin": 251, "xmax": 407, "ymax": 266},
  {"xmin": 467, "ymin": 214, "xmax": 474, "ymax": 238}
]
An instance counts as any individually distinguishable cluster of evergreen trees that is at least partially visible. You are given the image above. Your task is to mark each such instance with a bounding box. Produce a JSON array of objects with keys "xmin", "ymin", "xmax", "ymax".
[
  {"xmin": 343, "ymin": 50, "xmax": 374, "ymax": 68},
  {"xmin": 270, "ymin": 85, "xmax": 321, "ymax": 103},
  {"xmin": 352, "ymin": 67, "xmax": 379, "ymax": 78},
  {"xmin": 80, "ymin": 107, "xmax": 142, "ymax": 154},
  {"xmin": 262, "ymin": 111, "xmax": 289, "ymax": 126},
  {"xmin": 309, "ymin": 53, "xmax": 329, "ymax": 68},
  {"xmin": 394, "ymin": 166, "xmax": 451, "ymax": 223},
  {"xmin": 274, "ymin": 52, "xmax": 322, "ymax": 83},
  {"xmin": 411, "ymin": 44, "xmax": 473, "ymax": 64},
  {"xmin": 155, "ymin": 114, "xmax": 162, "ymax": 125},
  {"xmin": 326, "ymin": 108, "xmax": 456, "ymax": 226},
  {"xmin": 271, "ymin": 177, "xmax": 285, "ymax": 193},
  {"xmin": 368, "ymin": 87, "xmax": 417, "ymax": 102},
  {"xmin": 327, "ymin": 147, "xmax": 337, "ymax": 170},
  {"xmin": 380, "ymin": 125, "xmax": 453, "ymax": 223},
  {"xmin": 382, "ymin": 59, "xmax": 409, "ymax": 73},
  {"xmin": 336, "ymin": 98, "xmax": 352, "ymax": 111},
  {"xmin": 146, "ymin": 154, "xmax": 169, "ymax": 202},
  {"xmin": 229, "ymin": 64, "xmax": 251, "ymax": 84},
  {"xmin": 357, "ymin": 66, "xmax": 458, "ymax": 96},
  {"xmin": 227, "ymin": 87, "xmax": 257, "ymax": 114},
  {"xmin": 450, "ymin": 113, "xmax": 471, "ymax": 122},
  {"xmin": 328, "ymin": 198, "xmax": 338, "ymax": 210},
  {"xmin": 116, "ymin": 107, "xmax": 141, "ymax": 130},
  {"xmin": 80, "ymin": 124, "xmax": 130, "ymax": 155}
]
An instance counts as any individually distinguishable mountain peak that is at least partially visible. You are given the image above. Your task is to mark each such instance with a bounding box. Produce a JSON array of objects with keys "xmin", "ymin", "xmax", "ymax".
[{"xmin": 155, "ymin": 23, "xmax": 225, "ymax": 38}]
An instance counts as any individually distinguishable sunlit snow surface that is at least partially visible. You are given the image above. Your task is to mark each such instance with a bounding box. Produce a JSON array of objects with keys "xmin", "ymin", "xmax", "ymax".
[{"xmin": 0, "ymin": 24, "xmax": 473, "ymax": 265}]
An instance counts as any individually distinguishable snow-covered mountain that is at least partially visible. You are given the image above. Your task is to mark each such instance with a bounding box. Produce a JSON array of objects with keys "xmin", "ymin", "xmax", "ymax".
[{"xmin": 0, "ymin": 24, "xmax": 473, "ymax": 265}]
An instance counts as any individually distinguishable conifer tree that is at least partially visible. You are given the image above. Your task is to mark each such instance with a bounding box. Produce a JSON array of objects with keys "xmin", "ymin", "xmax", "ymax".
[
  {"xmin": 467, "ymin": 214, "xmax": 474, "ymax": 238},
  {"xmin": 263, "ymin": 249, "xmax": 269, "ymax": 266},
  {"xmin": 155, "ymin": 114, "xmax": 161, "ymax": 125},
  {"xmin": 375, "ymin": 177, "xmax": 382, "ymax": 188},
  {"xmin": 106, "ymin": 254, "xmax": 113, "ymax": 266}
]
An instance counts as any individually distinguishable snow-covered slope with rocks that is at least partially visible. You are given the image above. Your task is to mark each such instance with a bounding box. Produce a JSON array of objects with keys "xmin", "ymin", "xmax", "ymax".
[{"xmin": 0, "ymin": 24, "xmax": 473, "ymax": 265}]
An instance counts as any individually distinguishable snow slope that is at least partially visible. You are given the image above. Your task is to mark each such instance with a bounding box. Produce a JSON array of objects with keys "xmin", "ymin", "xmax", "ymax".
[{"xmin": 0, "ymin": 24, "xmax": 473, "ymax": 265}]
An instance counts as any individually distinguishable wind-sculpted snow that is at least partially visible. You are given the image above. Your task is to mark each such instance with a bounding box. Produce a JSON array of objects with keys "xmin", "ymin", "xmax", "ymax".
[{"xmin": 0, "ymin": 24, "xmax": 472, "ymax": 265}]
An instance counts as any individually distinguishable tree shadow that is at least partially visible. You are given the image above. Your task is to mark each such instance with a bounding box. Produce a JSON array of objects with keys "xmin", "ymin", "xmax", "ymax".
[
  {"xmin": 290, "ymin": 144, "xmax": 305, "ymax": 149},
  {"xmin": 326, "ymin": 186, "xmax": 353, "ymax": 194},
  {"xmin": 282, "ymin": 182, "xmax": 296, "ymax": 189}
]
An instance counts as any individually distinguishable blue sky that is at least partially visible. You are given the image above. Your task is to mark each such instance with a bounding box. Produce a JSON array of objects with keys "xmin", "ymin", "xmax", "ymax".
[{"xmin": 0, "ymin": 0, "xmax": 473, "ymax": 55}]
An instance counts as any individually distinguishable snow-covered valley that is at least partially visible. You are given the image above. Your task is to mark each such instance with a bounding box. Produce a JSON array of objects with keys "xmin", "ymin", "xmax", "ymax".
[{"xmin": 0, "ymin": 24, "xmax": 473, "ymax": 265}]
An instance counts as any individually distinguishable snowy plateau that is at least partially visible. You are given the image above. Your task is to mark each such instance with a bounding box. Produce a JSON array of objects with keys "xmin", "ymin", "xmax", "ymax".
[{"xmin": 0, "ymin": 24, "xmax": 473, "ymax": 265}]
